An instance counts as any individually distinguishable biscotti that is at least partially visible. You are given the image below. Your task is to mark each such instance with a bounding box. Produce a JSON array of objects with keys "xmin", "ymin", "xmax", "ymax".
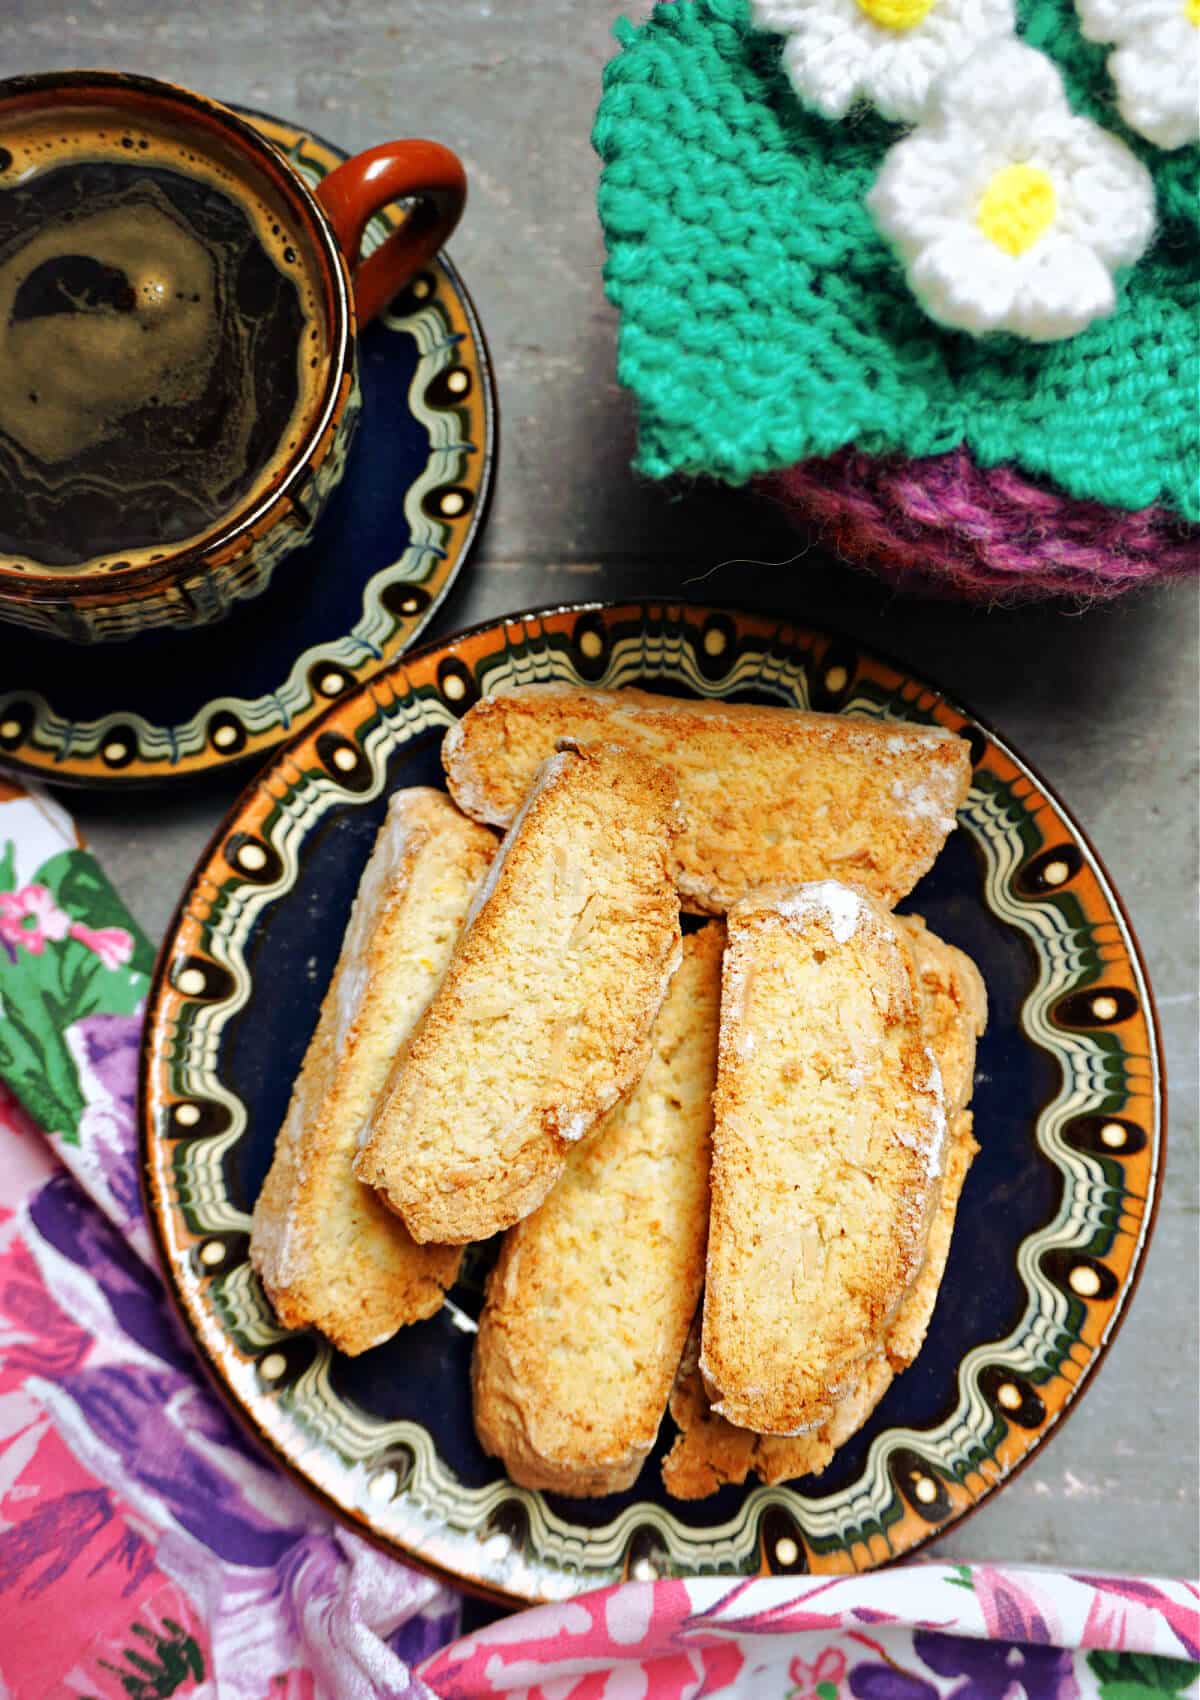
[
  {"xmin": 442, "ymin": 685, "xmax": 971, "ymax": 912},
  {"xmin": 899, "ymin": 914, "xmax": 988, "ymax": 1118},
  {"xmin": 250, "ymin": 789, "xmax": 497, "ymax": 1355},
  {"xmin": 355, "ymin": 742, "xmax": 683, "ymax": 1246},
  {"xmin": 664, "ymin": 912, "xmax": 986, "ymax": 1497},
  {"xmin": 472, "ymin": 923, "xmax": 723, "ymax": 1495},
  {"xmin": 700, "ymin": 880, "xmax": 947, "ymax": 1437}
]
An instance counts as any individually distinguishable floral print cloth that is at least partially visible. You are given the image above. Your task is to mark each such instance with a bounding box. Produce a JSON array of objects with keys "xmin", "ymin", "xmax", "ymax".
[
  {"xmin": 0, "ymin": 777, "xmax": 456, "ymax": 1699},
  {"xmin": 0, "ymin": 770, "xmax": 1197, "ymax": 1700},
  {"xmin": 421, "ymin": 1570, "xmax": 1200, "ymax": 1700}
]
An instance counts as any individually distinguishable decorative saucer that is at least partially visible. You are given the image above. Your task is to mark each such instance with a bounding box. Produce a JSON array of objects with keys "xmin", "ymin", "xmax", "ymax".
[
  {"xmin": 0, "ymin": 108, "xmax": 495, "ymax": 787},
  {"xmin": 141, "ymin": 601, "xmax": 1163, "ymax": 1604}
]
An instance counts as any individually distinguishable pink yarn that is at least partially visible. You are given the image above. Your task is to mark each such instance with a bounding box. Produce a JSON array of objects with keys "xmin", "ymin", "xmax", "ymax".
[{"xmin": 762, "ymin": 449, "xmax": 1199, "ymax": 602}]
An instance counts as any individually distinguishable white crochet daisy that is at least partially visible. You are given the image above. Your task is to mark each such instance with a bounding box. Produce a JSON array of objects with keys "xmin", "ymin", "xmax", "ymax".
[
  {"xmin": 1076, "ymin": 0, "xmax": 1200, "ymax": 151},
  {"xmin": 867, "ymin": 39, "xmax": 1157, "ymax": 341},
  {"xmin": 750, "ymin": 0, "xmax": 1016, "ymax": 124}
]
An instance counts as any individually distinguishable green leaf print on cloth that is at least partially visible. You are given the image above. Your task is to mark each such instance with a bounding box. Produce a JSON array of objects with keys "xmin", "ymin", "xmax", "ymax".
[
  {"xmin": 0, "ymin": 837, "xmax": 152, "ymax": 1145},
  {"xmin": 1089, "ymin": 1652, "xmax": 1200, "ymax": 1700}
]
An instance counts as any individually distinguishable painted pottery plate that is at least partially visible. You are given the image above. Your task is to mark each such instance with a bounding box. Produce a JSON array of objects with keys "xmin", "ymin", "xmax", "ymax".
[
  {"xmin": 0, "ymin": 109, "xmax": 494, "ymax": 787},
  {"xmin": 140, "ymin": 602, "xmax": 1163, "ymax": 1603}
]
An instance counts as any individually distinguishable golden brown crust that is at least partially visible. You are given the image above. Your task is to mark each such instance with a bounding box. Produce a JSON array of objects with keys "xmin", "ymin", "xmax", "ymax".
[
  {"xmin": 664, "ymin": 1111, "xmax": 980, "ymax": 1497},
  {"xmin": 249, "ymin": 789, "xmax": 496, "ymax": 1355},
  {"xmin": 473, "ymin": 925, "xmax": 723, "ymax": 1495},
  {"xmin": 664, "ymin": 915, "xmax": 986, "ymax": 1498},
  {"xmin": 442, "ymin": 685, "xmax": 971, "ymax": 913},
  {"xmin": 700, "ymin": 882, "xmax": 947, "ymax": 1437},
  {"xmin": 898, "ymin": 914, "xmax": 988, "ymax": 1117},
  {"xmin": 355, "ymin": 742, "xmax": 683, "ymax": 1246}
]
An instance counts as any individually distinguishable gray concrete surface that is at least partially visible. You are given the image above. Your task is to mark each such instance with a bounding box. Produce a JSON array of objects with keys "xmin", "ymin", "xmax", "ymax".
[{"xmin": 3, "ymin": 1, "xmax": 1197, "ymax": 1587}]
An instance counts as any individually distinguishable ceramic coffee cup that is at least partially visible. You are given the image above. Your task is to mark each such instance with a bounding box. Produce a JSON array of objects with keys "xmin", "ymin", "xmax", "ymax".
[{"xmin": 0, "ymin": 69, "xmax": 466, "ymax": 643}]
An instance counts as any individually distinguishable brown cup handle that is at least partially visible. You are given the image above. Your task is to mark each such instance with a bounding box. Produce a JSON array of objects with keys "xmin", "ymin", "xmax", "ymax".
[{"xmin": 315, "ymin": 140, "xmax": 466, "ymax": 326}]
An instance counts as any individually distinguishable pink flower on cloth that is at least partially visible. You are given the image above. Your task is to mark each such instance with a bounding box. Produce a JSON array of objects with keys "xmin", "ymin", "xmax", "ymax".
[
  {"xmin": 0, "ymin": 885, "xmax": 69, "ymax": 958},
  {"xmin": 791, "ymin": 1648, "xmax": 848, "ymax": 1700},
  {"xmin": 68, "ymin": 922, "xmax": 135, "ymax": 970},
  {"xmin": 1076, "ymin": 1577, "xmax": 1200, "ymax": 1661}
]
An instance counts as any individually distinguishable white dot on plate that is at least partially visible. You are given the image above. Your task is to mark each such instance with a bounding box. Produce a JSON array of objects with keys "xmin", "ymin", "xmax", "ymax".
[
  {"xmin": 579, "ymin": 630, "xmax": 603, "ymax": 659},
  {"xmin": 1100, "ymin": 1122, "xmax": 1126, "ymax": 1148},
  {"xmin": 332, "ymin": 747, "xmax": 358, "ymax": 772},
  {"xmin": 913, "ymin": 1475, "xmax": 938, "ymax": 1505},
  {"xmin": 0, "ymin": 719, "xmax": 20, "ymax": 740},
  {"xmin": 412, "ymin": 278, "xmax": 431, "ymax": 299},
  {"xmin": 774, "ymin": 1537, "xmax": 799, "ymax": 1566},
  {"xmin": 997, "ymin": 1382, "xmax": 1022, "ymax": 1411},
  {"xmin": 824, "ymin": 665, "xmax": 848, "ymax": 692},
  {"xmin": 176, "ymin": 967, "xmax": 206, "ymax": 996},
  {"xmin": 320, "ymin": 673, "xmax": 345, "ymax": 696},
  {"xmin": 103, "ymin": 741, "xmax": 128, "ymax": 763},
  {"xmin": 703, "ymin": 628, "xmax": 726, "ymax": 657},
  {"xmin": 401, "ymin": 596, "xmax": 420, "ymax": 614},
  {"xmin": 1069, "ymin": 1264, "xmax": 1102, "ymax": 1298},
  {"xmin": 447, "ymin": 369, "xmax": 469, "ymax": 394},
  {"xmin": 259, "ymin": 1351, "xmax": 287, "ymax": 1382},
  {"xmin": 213, "ymin": 724, "xmax": 240, "ymax": 749},
  {"xmin": 200, "ymin": 1240, "xmax": 225, "ymax": 1267},
  {"xmin": 174, "ymin": 1102, "xmax": 201, "ymax": 1127},
  {"xmin": 440, "ymin": 490, "xmax": 465, "ymax": 516},
  {"xmin": 443, "ymin": 674, "xmax": 466, "ymax": 701},
  {"xmin": 368, "ymin": 1468, "xmax": 397, "ymax": 1502},
  {"xmin": 238, "ymin": 843, "xmax": 268, "ymax": 872},
  {"xmin": 631, "ymin": 1558, "xmax": 657, "ymax": 1582},
  {"xmin": 1091, "ymin": 995, "xmax": 1119, "ymax": 1021},
  {"xmin": 1043, "ymin": 860, "xmax": 1069, "ymax": 886}
]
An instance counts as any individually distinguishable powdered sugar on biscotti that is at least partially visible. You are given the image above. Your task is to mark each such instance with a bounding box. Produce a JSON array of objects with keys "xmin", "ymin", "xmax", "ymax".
[{"xmin": 772, "ymin": 879, "xmax": 867, "ymax": 943}]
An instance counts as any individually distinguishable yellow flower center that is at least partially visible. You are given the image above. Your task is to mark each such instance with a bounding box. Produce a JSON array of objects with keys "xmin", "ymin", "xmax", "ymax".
[
  {"xmin": 976, "ymin": 163, "xmax": 1058, "ymax": 256},
  {"xmin": 855, "ymin": 0, "xmax": 936, "ymax": 29},
  {"xmin": 1185, "ymin": 0, "xmax": 1200, "ymax": 26}
]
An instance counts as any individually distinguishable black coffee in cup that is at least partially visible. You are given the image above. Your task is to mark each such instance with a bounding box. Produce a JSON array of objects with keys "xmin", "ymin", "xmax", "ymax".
[{"xmin": 0, "ymin": 103, "xmax": 332, "ymax": 570}]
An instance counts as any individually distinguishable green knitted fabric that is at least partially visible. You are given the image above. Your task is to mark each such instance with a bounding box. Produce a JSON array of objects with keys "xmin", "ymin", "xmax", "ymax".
[{"xmin": 593, "ymin": 0, "xmax": 1200, "ymax": 520}]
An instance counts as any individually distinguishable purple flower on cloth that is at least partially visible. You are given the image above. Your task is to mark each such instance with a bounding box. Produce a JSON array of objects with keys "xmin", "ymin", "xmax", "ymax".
[
  {"xmin": 849, "ymin": 1628, "xmax": 1080, "ymax": 1700},
  {"xmin": 913, "ymin": 1630, "xmax": 1080, "ymax": 1700},
  {"xmin": 0, "ymin": 884, "xmax": 69, "ymax": 958},
  {"xmin": 850, "ymin": 1657, "xmax": 939, "ymax": 1700},
  {"xmin": 67, "ymin": 1011, "xmax": 145, "ymax": 1227},
  {"xmin": 53, "ymin": 1362, "xmax": 303, "ymax": 1568},
  {"xmin": 29, "ymin": 1169, "xmax": 188, "ymax": 1371}
]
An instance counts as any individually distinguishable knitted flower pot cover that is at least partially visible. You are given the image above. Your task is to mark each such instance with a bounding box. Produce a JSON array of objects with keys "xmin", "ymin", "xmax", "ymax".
[
  {"xmin": 761, "ymin": 450, "xmax": 1199, "ymax": 602},
  {"xmin": 594, "ymin": 0, "xmax": 1199, "ymax": 601}
]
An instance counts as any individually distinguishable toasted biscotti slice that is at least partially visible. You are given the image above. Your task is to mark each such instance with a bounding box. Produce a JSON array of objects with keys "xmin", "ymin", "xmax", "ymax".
[
  {"xmin": 700, "ymin": 880, "xmax": 947, "ymax": 1437},
  {"xmin": 899, "ymin": 915, "xmax": 988, "ymax": 1118},
  {"xmin": 250, "ymin": 789, "xmax": 497, "ymax": 1355},
  {"xmin": 355, "ymin": 742, "xmax": 682, "ymax": 1245},
  {"xmin": 472, "ymin": 923, "xmax": 723, "ymax": 1496},
  {"xmin": 442, "ymin": 685, "xmax": 971, "ymax": 913},
  {"xmin": 663, "ymin": 1112, "xmax": 978, "ymax": 1497},
  {"xmin": 664, "ymin": 911, "xmax": 986, "ymax": 1499}
]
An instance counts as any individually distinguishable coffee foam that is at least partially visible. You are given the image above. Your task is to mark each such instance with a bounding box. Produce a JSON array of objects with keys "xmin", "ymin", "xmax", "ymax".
[{"xmin": 0, "ymin": 99, "xmax": 337, "ymax": 574}]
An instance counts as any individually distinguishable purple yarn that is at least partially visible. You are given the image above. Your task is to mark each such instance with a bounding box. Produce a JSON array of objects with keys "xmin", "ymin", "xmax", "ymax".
[{"xmin": 763, "ymin": 448, "xmax": 1200, "ymax": 602}]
